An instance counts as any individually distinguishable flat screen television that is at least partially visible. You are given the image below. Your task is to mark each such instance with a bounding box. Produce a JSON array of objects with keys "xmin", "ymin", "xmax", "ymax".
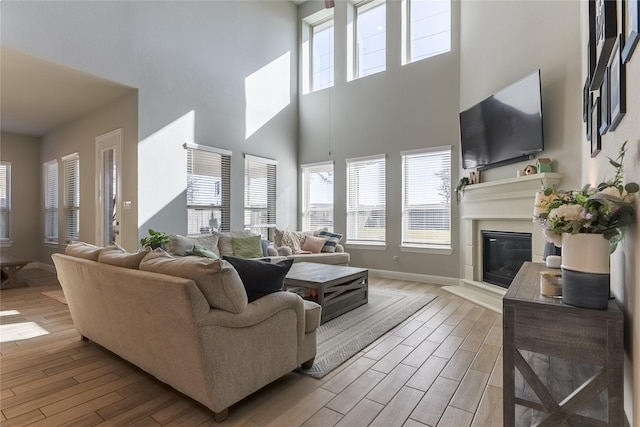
[{"xmin": 459, "ymin": 70, "xmax": 544, "ymax": 170}]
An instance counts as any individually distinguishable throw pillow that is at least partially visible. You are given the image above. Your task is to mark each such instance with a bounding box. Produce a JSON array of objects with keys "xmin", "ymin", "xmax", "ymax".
[
  {"xmin": 140, "ymin": 250, "xmax": 248, "ymax": 313},
  {"xmin": 65, "ymin": 241, "xmax": 102, "ymax": 261},
  {"xmin": 232, "ymin": 235, "xmax": 264, "ymax": 258},
  {"xmin": 214, "ymin": 230, "xmax": 255, "ymax": 257},
  {"xmin": 98, "ymin": 245, "xmax": 150, "ymax": 269},
  {"xmin": 261, "ymin": 239, "xmax": 272, "ymax": 257},
  {"xmin": 192, "ymin": 244, "xmax": 219, "ymax": 260},
  {"xmin": 301, "ymin": 235, "xmax": 328, "ymax": 253},
  {"xmin": 224, "ymin": 256, "xmax": 294, "ymax": 303},
  {"xmin": 318, "ymin": 230, "xmax": 343, "ymax": 253},
  {"xmin": 166, "ymin": 233, "xmax": 220, "ymax": 258},
  {"xmin": 281, "ymin": 230, "xmax": 308, "ymax": 253}
]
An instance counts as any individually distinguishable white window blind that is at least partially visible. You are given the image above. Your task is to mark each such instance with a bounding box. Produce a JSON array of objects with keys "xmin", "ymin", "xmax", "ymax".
[
  {"xmin": 401, "ymin": 147, "xmax": 451, "ymax": 247},
  {"xmin": 301, "ymin": 162, "xmax": 334, "ymax": 232},
  {"xmin": 0, "ymin": 162, "xmax": 11, "ymax": 241},
  {"xmin": 346, "ymin": 155, "xmax": 386, "ymax": 243},
  {"xmin": 355, "ymin": 0, "xmax": 386, "ymax": 78},
  {"xmin": 403, "ymin": 0, "xmax": 451, "ymax": 64},
  {"xmin": 186, "ymin": 144, "xmax": 231, "ymax": 234},
  {"xmin": 44, "ymin": 160, "xmax": 59, "ymax": 244},
  {"xmin": 244, "ymin": 155, "xmax": 277, "ymax": 239},
  {"xmin": 62, "ymin": 154, "xmax": 80, "ymax": 242},
  {"xmin": 312, "ymin": 17, "xmax": 335, "ymax": 91}
]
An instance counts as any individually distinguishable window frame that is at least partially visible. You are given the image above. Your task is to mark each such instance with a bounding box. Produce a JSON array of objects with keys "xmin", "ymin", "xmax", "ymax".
[
  {"xmin": 354, "ymin": 0, "xmax": 387, "ymax": 79},
  {"xmin": 400, "ymin": 146, "xmax": 453, "ymax": 254},
  {"xmin": 185, "ymin": 143, "xmax": 232, "ymax": 234},
  {"xmin": 303, "ymin": 8, "xmax": 335, "ymax": 94},
  {"xmin": 244, "ymin": 154, "xmax": 277, "ymax": 239},
  {"xmin": 0, "ymin": 162, "xmax": 11, "ymax": 245},
  {"xmin": 311, "ymin": 16, "xmax": 335, "ymax": 92},
  {"xmin": 62, "ymin": 153, "xmax": 80, "ymax": 243},
  {"xmin": 345, "ymin": 154, "xmax": 386, "ymax": 246},
  {"xmin": 402, "ymin": 0, "xmax": 452, "ymax": 65},
  {"xmin": 301, "ymin": 161, "xmax": 334, "ymax": 232},
  {"xmin": 43, "ymin": 159, "xmax": 59, "ymax": 245}
]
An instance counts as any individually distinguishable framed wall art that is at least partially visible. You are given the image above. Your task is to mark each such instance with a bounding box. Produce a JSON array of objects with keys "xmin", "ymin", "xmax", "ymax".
[
  {"xmin": 622, "ymin": 0, "xmax": 639, "ymax": 63},
  {"xmin": 583, "ymin": 77, "xmax": 590, "ymax": 122},
  {"xmin": 591, "ymin": 96, "xmax": 601, "ymax": 157},
  {"xmin": 608, "ymin": 34, "xmax": 626, "ymax": 131},
  {"xmin": 599, "ymin": 68, "xmax": 610, "ymax": 134},
  {"xmin": 589, "ymin": 0, "xmax": 617, "ymax": 90},
  {"xmin": 586, "ymin": 91, "xmax": 593, "ymax": 141}
]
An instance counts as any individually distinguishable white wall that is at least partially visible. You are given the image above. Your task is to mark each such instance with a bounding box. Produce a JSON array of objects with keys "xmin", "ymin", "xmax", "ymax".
[
  {"xmin": 1, "ymin": 1, "xmax": 299, "ymax": 245},
  {"xmin": 298, "ymin": 0, "xmax": 462, "ymax": 278}
]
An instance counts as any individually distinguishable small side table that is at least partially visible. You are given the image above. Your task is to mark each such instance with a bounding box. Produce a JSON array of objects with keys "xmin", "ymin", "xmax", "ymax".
[
  {"xmin": 503, "ymin": 262, "xmax": 624, "ymax": 426},
  {"xmin": 0, "ymin": 255, "xmax": 31, "ymax": 289}
]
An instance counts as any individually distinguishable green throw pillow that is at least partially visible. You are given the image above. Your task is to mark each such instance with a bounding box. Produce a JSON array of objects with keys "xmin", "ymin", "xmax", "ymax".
[
  {"xmin": 232, "ymin": 235, "xmax": 264, "ymax": 258},
  {"xmin": 192, "ymin": 244, "xmax": 219, "ymax": 260}
]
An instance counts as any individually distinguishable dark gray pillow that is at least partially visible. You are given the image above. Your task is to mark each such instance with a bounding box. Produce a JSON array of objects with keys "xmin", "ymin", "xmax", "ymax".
[{"xmin": 224, "ymin": 256, "xmax": 294, "ymax": 302}]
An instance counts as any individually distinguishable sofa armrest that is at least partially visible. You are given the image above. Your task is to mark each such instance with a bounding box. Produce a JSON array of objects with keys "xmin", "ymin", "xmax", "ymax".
[{"xmin": 335, "ymin": 244, "xmax": 344, "ymax": 253}]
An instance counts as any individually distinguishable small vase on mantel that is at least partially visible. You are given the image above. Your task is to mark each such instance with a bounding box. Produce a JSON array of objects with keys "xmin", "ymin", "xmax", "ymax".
[{"xmin": 560, "ymin": 233, "xmax": 611, "ymax": 309}]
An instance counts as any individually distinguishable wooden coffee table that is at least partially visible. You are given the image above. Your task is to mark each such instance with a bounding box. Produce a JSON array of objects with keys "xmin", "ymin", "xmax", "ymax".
[
  {"xmin": 1, "ymin": 254, "xmax": 31, "ymax": 289},
  {"xmin": 284, "ymin": 262, "xmax": 368, "ymax": 324}
]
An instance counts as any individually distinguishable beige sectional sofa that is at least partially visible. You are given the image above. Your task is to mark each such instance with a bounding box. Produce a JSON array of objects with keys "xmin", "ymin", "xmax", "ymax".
[{"xmin": 52, "ymin": 243, "xmax": 321, "ymax": 422}]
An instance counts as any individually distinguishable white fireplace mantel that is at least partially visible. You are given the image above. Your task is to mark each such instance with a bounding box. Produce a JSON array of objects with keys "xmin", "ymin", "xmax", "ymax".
[{"xmin": 445, "ymin": 172, "xmax": 563, "ymax": 313}]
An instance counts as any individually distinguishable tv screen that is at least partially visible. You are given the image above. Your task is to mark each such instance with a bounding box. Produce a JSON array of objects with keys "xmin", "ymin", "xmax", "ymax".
[{"xmin": 459, "ymin": 70, "xmax": 544, "ymax": 170}]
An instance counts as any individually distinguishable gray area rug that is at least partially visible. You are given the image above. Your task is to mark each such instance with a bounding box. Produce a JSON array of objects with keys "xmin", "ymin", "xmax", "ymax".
[{"xmin": 299, "ymin": 288, "xmax": 437, "ymax": 379}]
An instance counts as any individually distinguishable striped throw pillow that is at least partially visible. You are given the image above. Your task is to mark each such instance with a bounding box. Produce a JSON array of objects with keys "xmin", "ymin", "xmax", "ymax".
[{"xmin": 318, "ymin": 231, "xmax": 343, "ymax": 253}]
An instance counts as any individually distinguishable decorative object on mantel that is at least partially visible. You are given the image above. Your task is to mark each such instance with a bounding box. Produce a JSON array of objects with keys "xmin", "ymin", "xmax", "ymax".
[
  {"xmin": 523, "ymin": 164, "xmax": 537, "ymax": 175},
  {"xmin": 536, "ymin": 158, "xmax": 552, "ymax": 173},
  {"xmin": 533, "ymin": 141, "xmax": 638, "ymax": 309},
  {"xmin": 455, "ymin": 177, "xmax": 470, "ymax": 205},
  {"xmin": 468, "ymin": 170, "xmax": 481, "ymax": 184}
]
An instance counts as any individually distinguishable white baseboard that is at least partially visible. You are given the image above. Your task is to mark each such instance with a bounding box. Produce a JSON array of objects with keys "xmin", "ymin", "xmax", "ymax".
[{"xmin": 368, "ymin": 269, "xmax": 459, "ymax": 287}]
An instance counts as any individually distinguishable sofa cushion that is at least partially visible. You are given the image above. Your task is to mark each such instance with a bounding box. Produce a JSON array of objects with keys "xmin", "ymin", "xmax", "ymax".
[
  {"xmin": 98, "ymin": 245, "xmax": 149, "ymax": 269},
  {"xmin": 224, "ymin": 256, "xmax": 294, "ymax": 303},
  {"xmin": 167, "ymin": 234, "xmax": 220, "ymax": 258},
  {"xmin": 140, "ymin": 250, "xmax": 248, "ymax": 313},
  {"xmin": 232, "ymin": 235, "xmax": 264, "ymax": 258},
  {"xmin": 301, "ymin": 235, "xmax": 328, "ymax": 254},
  {"xmin": 318, "ymin": 230, "xmax": 343, "ymax": 253},
  {"xmin": 214, "ymin": 230, "xmax": 255, "ymax": 257},
  {"xmin": 192, "ymin": 244, "xmax": 219, "ymax": 260},
  {"xmin": 65, "ymin": 241, "xmax": 103, "ymax": 261}
]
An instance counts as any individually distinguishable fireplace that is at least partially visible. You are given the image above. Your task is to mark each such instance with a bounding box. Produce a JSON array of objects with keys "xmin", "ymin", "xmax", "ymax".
[{"xmin": 482, "ymin": 231, "xmax": 532, "ymax": 288}]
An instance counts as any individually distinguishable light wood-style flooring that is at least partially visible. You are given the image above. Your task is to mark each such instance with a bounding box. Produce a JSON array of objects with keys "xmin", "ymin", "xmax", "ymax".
[{"xmin": 1, "ymin": 268, "xmax": 503, "ymax": 426}]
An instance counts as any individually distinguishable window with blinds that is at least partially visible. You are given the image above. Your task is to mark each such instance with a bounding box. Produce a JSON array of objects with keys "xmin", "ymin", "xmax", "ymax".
[
  {"xmin": 44, "ymin": 160, "xmax": 59, "ymax": 244},
  {"xmin": 185, "ymin": 143, "xmax": 231, "ymax": 235},
  {"xmin": 346, "ymin": 155, "xmax": 386, "ymax": 244},
  {"xmin": 62, "ymin": 154, "xmax": 80, "ymax": 242},
  {"xmin": 402, "ymin": 0, "xmax": 451, "ymax": 65},
  {"xmin": 312, "ymin": 17, "xmax": 335, "ymax": 91},
  {"xmin": 244, "ymin": 155, "xmax": 277, "ymax": 239},
  {"xmin": 401, "ymin": 146, "xmax": 451, "ymax": 247},
  {"xmin": 301, "ymin": 162, "xmax": 334, "ymax": 232},
  {"xmin": 0, "ymin": 162, "xmax": 11, "ymax": 242}
]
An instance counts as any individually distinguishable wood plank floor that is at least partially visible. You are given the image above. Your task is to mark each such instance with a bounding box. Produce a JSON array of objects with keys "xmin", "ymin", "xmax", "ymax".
[{"xmin": 1, "ymin": 268, "xmax": 503, "ymax": 426}]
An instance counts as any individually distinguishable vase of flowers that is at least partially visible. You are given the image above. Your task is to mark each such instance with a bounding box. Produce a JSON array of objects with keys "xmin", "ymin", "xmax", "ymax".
[{"xmin": 534, "ymin": 142, "xmax": 638, "ymax": 309}]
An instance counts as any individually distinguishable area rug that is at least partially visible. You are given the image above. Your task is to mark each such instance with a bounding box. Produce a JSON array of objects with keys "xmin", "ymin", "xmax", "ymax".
[
  {"xmin": 299, "ymin": 288, "xmax": 436, "ymax": 379},
  {"xmin": 42, "ymin": 290, "xmax": 67, "ymax": 305}
]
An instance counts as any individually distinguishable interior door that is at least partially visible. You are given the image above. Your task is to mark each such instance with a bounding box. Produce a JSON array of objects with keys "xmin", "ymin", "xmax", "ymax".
[{"xmin": 96, "ymin": 129, "xmax": 122, "ymax": 246}]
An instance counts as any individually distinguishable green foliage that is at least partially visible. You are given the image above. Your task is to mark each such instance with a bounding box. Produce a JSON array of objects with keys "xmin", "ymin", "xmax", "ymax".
[{"xmin": 140, "ymin": 229, "xmax": 170, "ymax": 249}]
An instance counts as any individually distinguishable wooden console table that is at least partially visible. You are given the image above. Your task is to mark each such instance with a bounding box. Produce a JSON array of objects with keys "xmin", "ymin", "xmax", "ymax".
[
  {"xmin": 503, "ymin": 262, "xmax": 624, "ymax": 426},
  {"xmin": 0, "ymin": 254, "xmax": 31, "ymax": 289}
]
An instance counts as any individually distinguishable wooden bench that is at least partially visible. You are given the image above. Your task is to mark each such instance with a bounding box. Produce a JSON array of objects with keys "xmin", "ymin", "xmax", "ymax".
[{"xmin": 0, "ymin": 254, "xmax": 30, "ymax": 289}]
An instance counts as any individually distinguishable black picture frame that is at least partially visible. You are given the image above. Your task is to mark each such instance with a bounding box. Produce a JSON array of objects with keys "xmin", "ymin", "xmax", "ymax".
[
  {"xmin": 586, "ymin": 91, "xmax": 593, "ymax": 140},
  {"xmin": 609, "ymin": 34, "xmax": 626, "ymax": 131},
  {"xmin": 599, "ymin": 68, "xmax": 610, "ymax": 134},
  {"xmin": 583, "ymin": 77, "xmax": 590, "ymax": 122},
  {"xmin": 590, "ymin": 0, "xmax": 617, "ymax": 90},
  {"xmin": 591, "ymin": 96, "xmax": 601, "ymax": 157},
  {"xmin": 622, "ymin": 0, "xmax": 639, "ymax": 63}
]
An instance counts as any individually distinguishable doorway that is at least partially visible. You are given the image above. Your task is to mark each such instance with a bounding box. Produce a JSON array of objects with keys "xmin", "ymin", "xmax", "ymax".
[{"xmin": 96, "ymin": 129, "xmax": 122, "ymax": 246}]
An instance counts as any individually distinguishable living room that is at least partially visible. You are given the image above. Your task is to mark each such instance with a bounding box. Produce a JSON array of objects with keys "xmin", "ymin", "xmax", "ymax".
[{"xmin": 1, "ymin": 0, "xmax": 639, "ymax": 425}]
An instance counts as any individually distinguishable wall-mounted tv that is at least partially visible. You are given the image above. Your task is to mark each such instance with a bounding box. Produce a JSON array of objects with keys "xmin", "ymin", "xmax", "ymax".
[{"xmin": 459, "ymin": 70, "xmax": 544, "ymax": 170}]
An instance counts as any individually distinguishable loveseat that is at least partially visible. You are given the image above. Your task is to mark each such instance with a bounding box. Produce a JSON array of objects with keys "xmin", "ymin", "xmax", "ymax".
[{"xmin": 52, "ymin": 242, "xmax": 321, "ymax": 422}]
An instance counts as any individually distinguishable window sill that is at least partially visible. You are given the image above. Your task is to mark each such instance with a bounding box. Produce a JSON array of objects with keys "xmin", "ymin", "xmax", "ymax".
[
  {"xmin": 344, "ymin": 242, "xmax": 387, "ymax": 251},
  {"xmin": 400, "ymin": 245, "xmax": 453, "ymax": 255},
  {"xmin": 0, "ymin": 240, "xmax": 13, "ymax": 248}
]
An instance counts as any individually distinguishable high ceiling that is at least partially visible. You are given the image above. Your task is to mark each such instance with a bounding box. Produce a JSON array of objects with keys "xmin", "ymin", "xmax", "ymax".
[{"xmin": 1, "ymin": 46, "xmax": 135, "ymax": 137}]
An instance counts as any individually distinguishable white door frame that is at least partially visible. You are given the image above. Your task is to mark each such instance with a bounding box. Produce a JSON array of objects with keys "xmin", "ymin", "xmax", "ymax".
[{"xmin": 95, "ymin": 129, "xmax": 122, "ymax": 246}]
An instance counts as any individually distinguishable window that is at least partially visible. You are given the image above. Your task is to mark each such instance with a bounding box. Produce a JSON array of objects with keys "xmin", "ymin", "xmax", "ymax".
[
  {"xmin": 301, "ymin": 162, "xmax": 334, "ymax": 232},
  {"xmin": 346, "ymin": 155, "xmax": 386, "ymax": 244},
  {"xmin": 244, "ymin": 155, "xmax": 277, "ymax": 239},
  {"xmin": 402, "ymin": 0, "xmax": 451, "ymax": 64},
  {"xmin": 303, "ymin": 9, "xmax": 335, "ymax": 94},
  {"xmin": 0, "ymin": 162, "xmax": 11, "ymax": 243},
  {"xmin": 44, "ymin": 160, "xmax": 59, "ymax": 244},
  {"xmin": 401, "ymin": 147, "xmax": 451, "ymax": 248},
  {"xmin": 311, "ymin": 17, "xmax": 335, "ymax": 91},
  {"xmin": 62, "ymin": 154, "xmax": 80, "ymax": 242},
  {"xmin": 185, "ymin": 143, "xmax": 231, "ymax": 234},
  {"xmin": 355, "ymin": 0, "xmax": 386, "ymax": 78}
]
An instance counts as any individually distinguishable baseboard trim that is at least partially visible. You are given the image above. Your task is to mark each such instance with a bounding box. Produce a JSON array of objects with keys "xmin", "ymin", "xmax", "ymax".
[{"xmin": 368, "ymin": 269, "xmax": 459, "ymax": 287}]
